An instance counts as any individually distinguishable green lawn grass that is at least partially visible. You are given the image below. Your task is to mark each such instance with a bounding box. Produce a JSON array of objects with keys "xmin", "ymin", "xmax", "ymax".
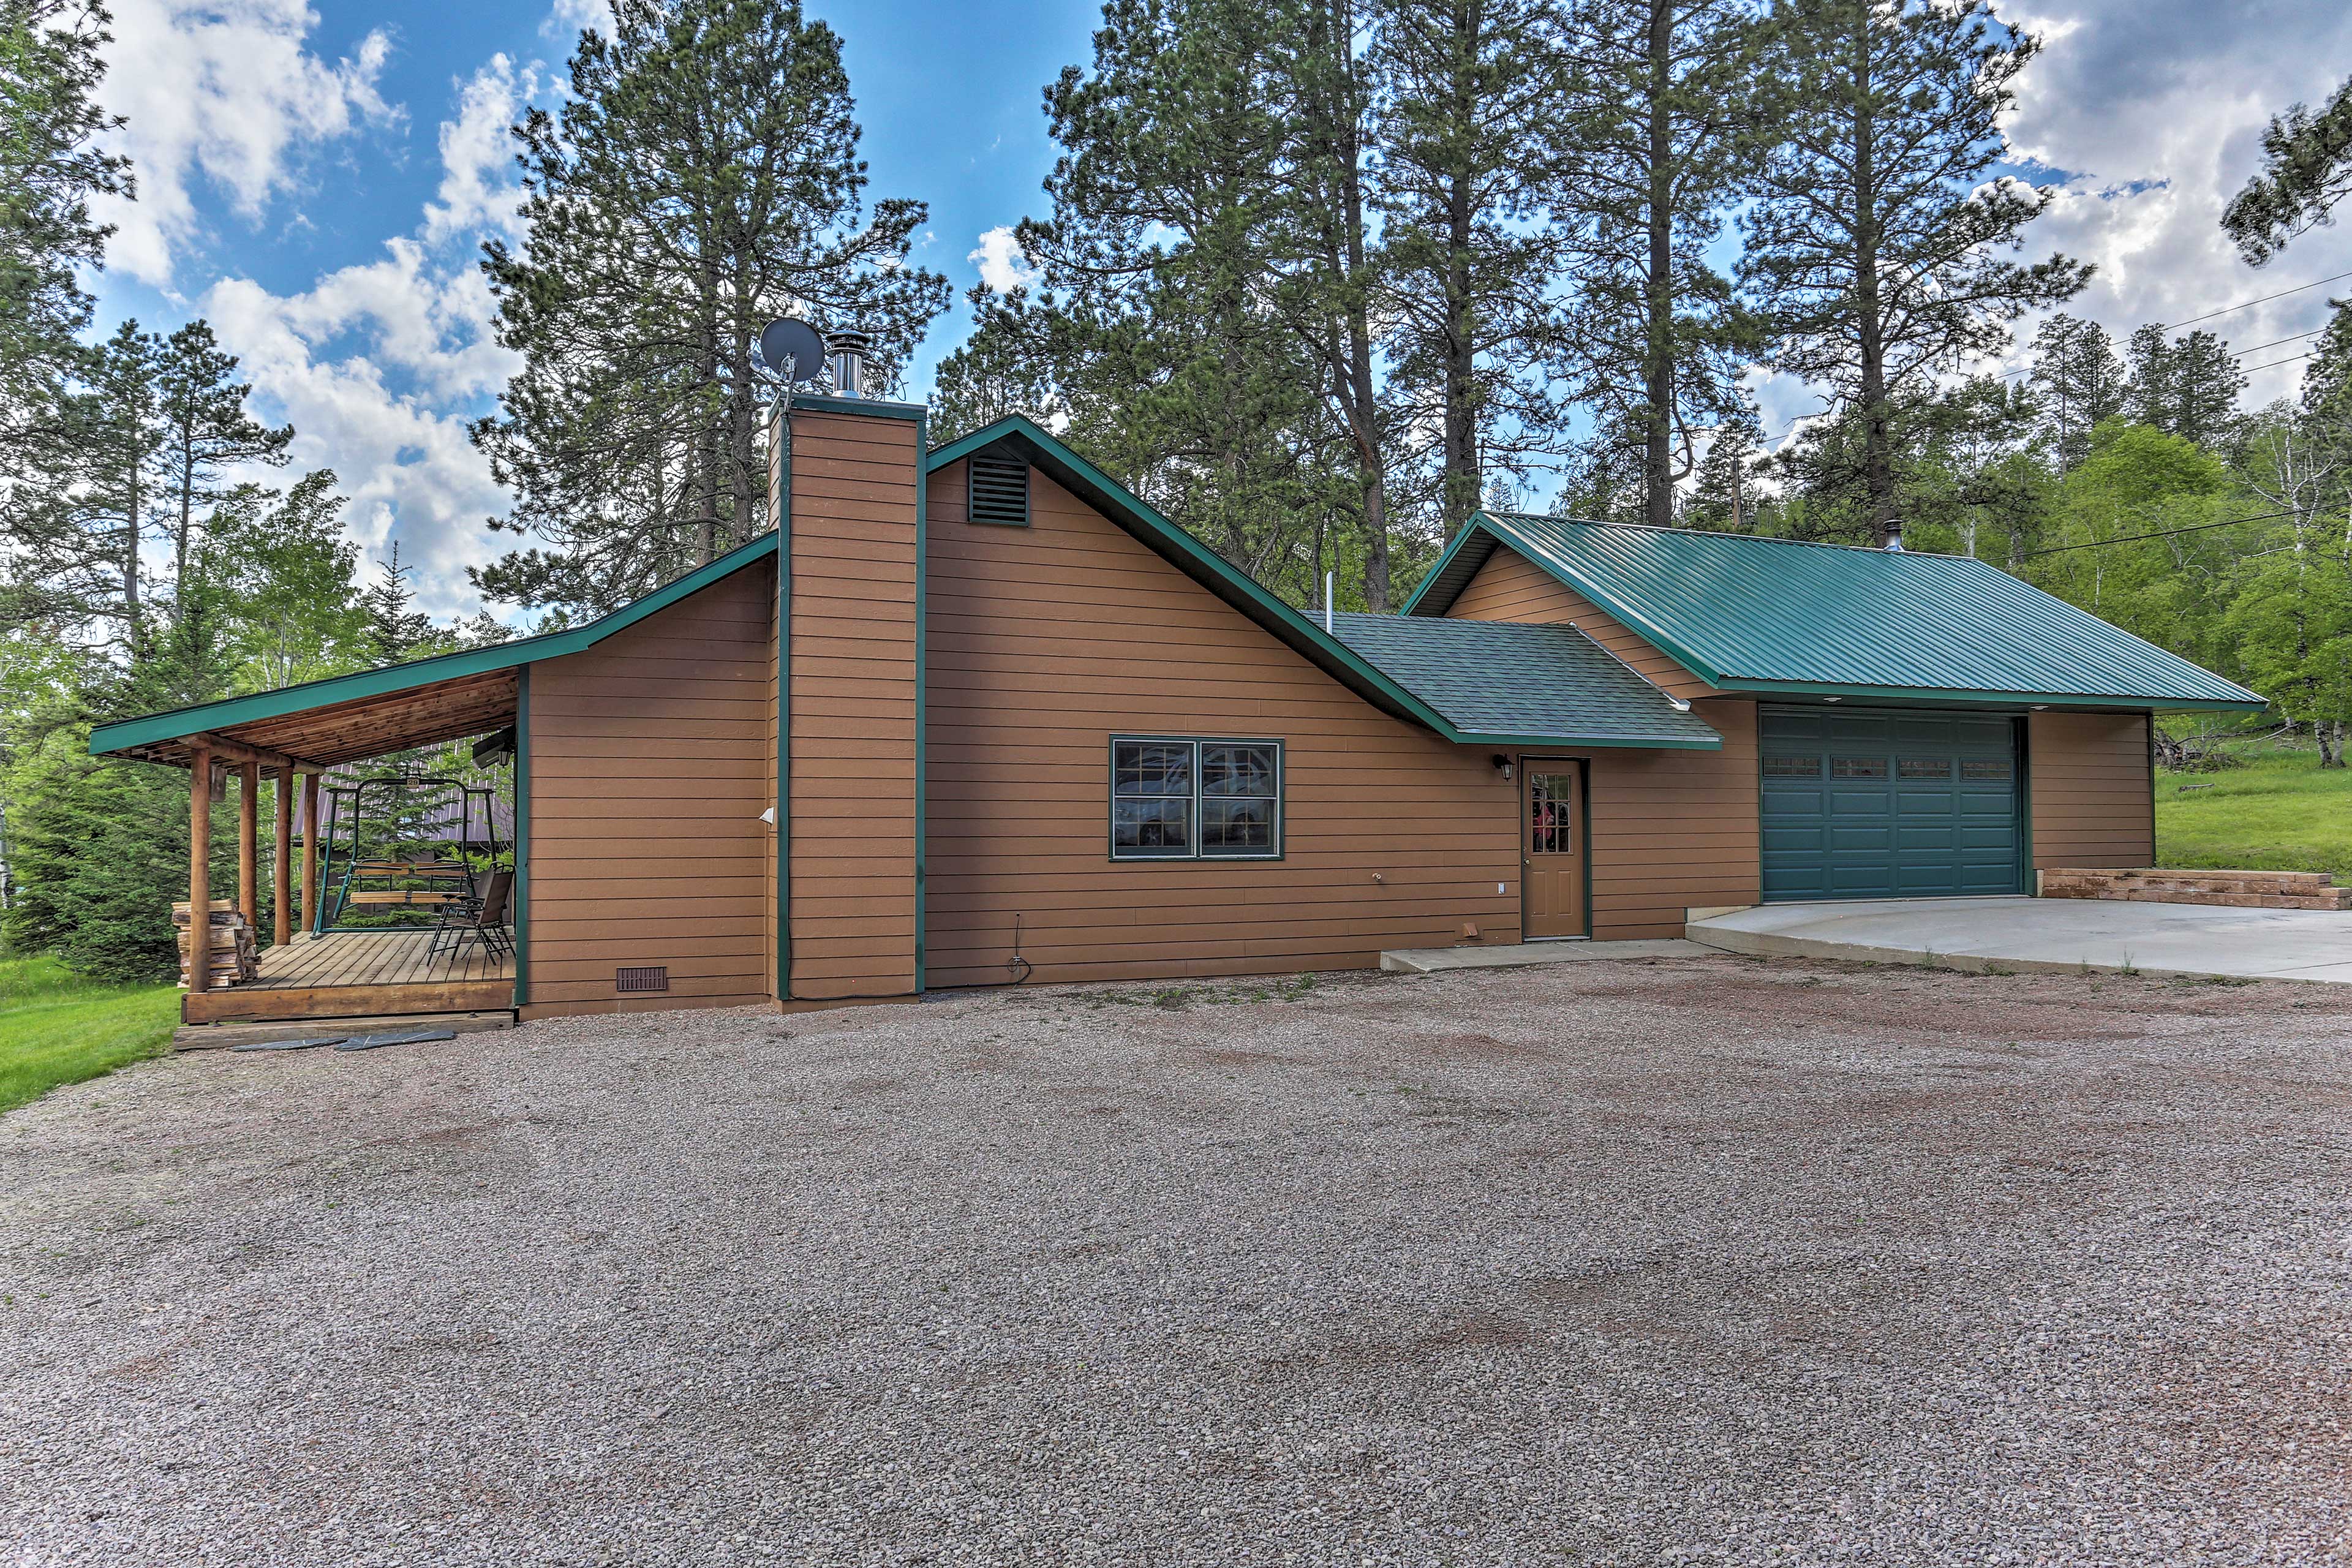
[
  {"xmin": 2155, "ymin": 745, "xmax": 2352, "ymax": 881},
  {"xmin": 0, "ymin": 956, "xmax": 178, "ymax": 1115}
]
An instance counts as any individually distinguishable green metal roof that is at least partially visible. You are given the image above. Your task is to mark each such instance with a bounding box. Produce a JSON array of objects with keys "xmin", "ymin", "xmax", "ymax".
[
  {"xmin": 1330, "ymin": 613, "xmax": 1721, "ymax": 749},
  {"xmin": 1404, "ymin": 514, "xmax": 2266, "ymax": 712},
  {"xmin": 91, "ymin": 529, "xmax": 784, "ymax": 763}
]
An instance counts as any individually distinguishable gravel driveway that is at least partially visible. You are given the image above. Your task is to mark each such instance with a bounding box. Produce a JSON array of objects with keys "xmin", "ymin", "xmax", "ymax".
[{"xmin": 2, "ymin": 955, "xmax": 2347, "ymax": 1566}]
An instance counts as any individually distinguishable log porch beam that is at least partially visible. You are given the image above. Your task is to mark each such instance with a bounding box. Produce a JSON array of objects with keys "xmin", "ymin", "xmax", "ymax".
[
  {"xmin": 237, "ymin": 763, "xmax": 259, "ymax": 931},
  {"xmin": 272, "ymin": 768, "xmax": 293, "ymax": 946},
  {"xmin": 187, "ymin": 747, "xmax": 212, "ymax": 997}
]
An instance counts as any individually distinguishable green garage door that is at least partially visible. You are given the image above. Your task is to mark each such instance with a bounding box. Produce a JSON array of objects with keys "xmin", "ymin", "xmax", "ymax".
[{"xmin": 1760, "ymin": 706, "xmax": 2022, "ymax": 902}]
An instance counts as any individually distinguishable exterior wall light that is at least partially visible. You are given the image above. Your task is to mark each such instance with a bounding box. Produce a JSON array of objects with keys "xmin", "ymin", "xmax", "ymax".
[{"xmin": 1492, "ymin": 754, "xmax": 1515, "ymax": 781}]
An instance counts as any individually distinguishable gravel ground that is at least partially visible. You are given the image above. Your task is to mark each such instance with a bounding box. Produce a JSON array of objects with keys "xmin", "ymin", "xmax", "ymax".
[{"xmin": 2, "ymin": 954, "xmax": 2349, "ymax": 1567}]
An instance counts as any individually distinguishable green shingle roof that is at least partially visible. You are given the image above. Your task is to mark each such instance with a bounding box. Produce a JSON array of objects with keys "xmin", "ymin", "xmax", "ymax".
[
  {"xmin": 1330, "ymin": 613, "xmax": 1722, "ymax": 750},
  {"xmin": 1403, "ymin": 514, "xmax": 2266, "ymax": 712}
]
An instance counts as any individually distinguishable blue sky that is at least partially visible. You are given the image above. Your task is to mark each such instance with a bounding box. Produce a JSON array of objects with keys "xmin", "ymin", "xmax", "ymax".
[{"xmin": 84, "ymin": 0, "xmax": 2352, "ymax": 619}]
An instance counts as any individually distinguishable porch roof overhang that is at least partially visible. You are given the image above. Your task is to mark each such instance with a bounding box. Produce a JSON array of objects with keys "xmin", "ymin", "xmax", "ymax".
[{"xmin": 91, "ymin": 530, "xmax": 782, "ymax": 769}]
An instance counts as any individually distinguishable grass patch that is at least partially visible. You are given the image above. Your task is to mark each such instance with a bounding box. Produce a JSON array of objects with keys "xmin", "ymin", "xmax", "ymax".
[
  {"xmin": 2155, "ymin": 745, "xmax": 2352, "ymax": 880},
  {"xmin": 0, "ymin": 956, "xmax": 177, "ymax": 1115}
]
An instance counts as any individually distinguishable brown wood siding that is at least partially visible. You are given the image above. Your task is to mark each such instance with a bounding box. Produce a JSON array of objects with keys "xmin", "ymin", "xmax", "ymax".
[
  {"xmin": 1582, "ymin": 698, "xmax": 1761, "ymax": 938},
  {"xmin": 787, "ymin": 408, "xmax": 919, "ymax": 1000},
  {"xmin": 2029, "ymin": 710, "xmax": 2154, "ymax": 871},
  {"xmin": 523, "ymin": 560, "xmax": 776, "ymax": 1015},
  {"xmin": 925, "ymin": 458, "xmax": 1520, "ymax": 985},
  {"xmin": 1446, "ymin": 546, "xmax": 1716, "ymax": 700}
]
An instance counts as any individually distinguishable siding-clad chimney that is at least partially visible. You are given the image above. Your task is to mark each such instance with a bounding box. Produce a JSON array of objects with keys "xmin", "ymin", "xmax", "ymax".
[{"xmin": 769, "ymin": 394, "xmax": 924, "ymax": 1003}]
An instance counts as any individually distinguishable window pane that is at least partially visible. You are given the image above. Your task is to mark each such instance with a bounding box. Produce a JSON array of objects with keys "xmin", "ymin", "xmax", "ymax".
[
  {"xmin": 1762, "ymin": 755, "xmax": 1820, "ymax": 777},
  {"xmin": 1201, "ymin": 742, "xmax": 1277, "ymax": 797},
  {"xmin": 1959, "ymin": 758, "xmax": 2013, "ymax": 781},
  {"xmin": 1113, "ymin": 797, "xmax": 1193, "ymax": 855},
  {"xmin": 1201, "ymin": 797, "xmax": 1275, "ymax": 855},
  {"xmin": 1898, "ymin": 758, "xmax": 1950, "ymax": 779},
  {"xmin": 1114, "ymin": 740, "xmax": 1193, "ymax": 797},
  {"xmin": 1830, "ymin": 756, "xmax": 1888, "ymax": 779}
]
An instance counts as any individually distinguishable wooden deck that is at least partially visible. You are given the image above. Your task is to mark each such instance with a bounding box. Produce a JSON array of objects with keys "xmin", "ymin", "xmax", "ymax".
[{"xmin": 183, "ymin": 930, "xmax": 514, "ymax": 1025}]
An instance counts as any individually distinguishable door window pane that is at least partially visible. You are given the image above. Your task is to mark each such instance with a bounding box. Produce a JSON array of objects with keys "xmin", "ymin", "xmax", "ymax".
[
  {"xmin": 1762, "ymin": 755, "xmax": 1820, "ymax": 777},
  {"xmin": 1529, "ymin": 774, "xmax": 1575, "ymax": 855},
  {"xmin": 1831, "ymin": 756, "xmax": 1889, "ymax": 778},
  {"xmin": 1898, "ymin": 758, "xmax": 1950, "ymax": 779}
]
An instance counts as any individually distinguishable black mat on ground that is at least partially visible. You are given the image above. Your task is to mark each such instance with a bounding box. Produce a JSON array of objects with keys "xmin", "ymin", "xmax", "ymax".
[
  {"xmin": 334, "ymin": 1029, "xmax": 459, "ymax": 1051},
  {"xmin": 232, "ymin": 1036, "xmax": 346, "ymax": 1052}
]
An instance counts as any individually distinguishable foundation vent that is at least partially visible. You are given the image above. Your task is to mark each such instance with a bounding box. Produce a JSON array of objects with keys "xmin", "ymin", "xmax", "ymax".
[
  {"xmin": 968, "ymin": 451, "xmax": 1030, "ymax": 527},
  {"xmin": 615, "ymin": 965, "xmax": 669, "ymax": 993}
]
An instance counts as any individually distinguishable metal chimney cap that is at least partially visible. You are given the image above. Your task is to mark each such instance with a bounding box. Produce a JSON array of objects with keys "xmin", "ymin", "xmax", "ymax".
[{"xmin": 824, "ymin": 329, "xmax": 873, "ymax": 398}]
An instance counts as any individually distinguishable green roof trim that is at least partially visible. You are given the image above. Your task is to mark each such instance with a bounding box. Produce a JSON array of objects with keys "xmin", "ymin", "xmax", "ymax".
[
  {"xmin": 91, "ymin": 529, "xmax": 785, "ymax": 760},
  {"xmin": 1329, "ymin": 614, "xmax": 1721, "ymax": 749},
  {"xmin": 1404, "ymin": 513, "xmax": 2266, "ymax": 713},
  {"xmin": 929, "ymin": 416, "xmax": 1684, "ymax": 748}
]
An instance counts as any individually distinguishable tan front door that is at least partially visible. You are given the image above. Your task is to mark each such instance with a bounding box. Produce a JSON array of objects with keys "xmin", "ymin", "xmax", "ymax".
[{"xmin": 1523, "ymin": 761, "xmax": 1587, "ymax": 939}]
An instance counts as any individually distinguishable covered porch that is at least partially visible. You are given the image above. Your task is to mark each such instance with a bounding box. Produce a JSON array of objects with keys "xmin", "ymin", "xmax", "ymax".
[{"xmin": 92, "ymin": 658, "xmax": 522, "ymax": 1031}]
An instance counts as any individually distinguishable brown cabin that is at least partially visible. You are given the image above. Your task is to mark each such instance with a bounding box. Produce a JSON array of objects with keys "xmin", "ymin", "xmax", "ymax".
[{"xmin": 91, "ymin": 394, "xmax": 2264, "ymax": 1030}]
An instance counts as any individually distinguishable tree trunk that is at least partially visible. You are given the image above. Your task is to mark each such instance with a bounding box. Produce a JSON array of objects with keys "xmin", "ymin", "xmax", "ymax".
[
  {"xmin": 1848, "ymin": 8, "xmax": 1895, "ymax": 546},
  {"xmin": 696, "ymin": 253, "xmax": 721, "ymax": 566},
  {"xmin": 1643, "ymin": 0, "xmax": 1676, "ymax": 530},
  {"xmin": 1439, "ymin": 0, "xmax": 1480, "ymax": 539},
  {"xmin": 174, "ymin": 437, "xmax": 194, "ymax": 601}
]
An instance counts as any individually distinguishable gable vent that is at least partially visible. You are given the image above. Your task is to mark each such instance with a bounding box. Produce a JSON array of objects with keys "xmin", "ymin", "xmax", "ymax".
[
  {"xmin": 968, "ymin": 451, "xmax": 1030, "ymax": 527},
  {"xmin": 615, "ymin": 965, "xmax": 669, "ymax": 993}
]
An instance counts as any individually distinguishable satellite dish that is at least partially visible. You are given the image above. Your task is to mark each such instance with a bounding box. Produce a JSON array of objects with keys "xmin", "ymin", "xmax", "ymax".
[{"xmin": 759, "ymin": 318, "xmax": 827, "ymax": 383}]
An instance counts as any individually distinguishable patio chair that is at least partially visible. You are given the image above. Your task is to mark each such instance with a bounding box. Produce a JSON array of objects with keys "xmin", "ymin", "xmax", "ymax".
[{"xmin": 429, "ymin": 868, "xmax": 513, "ymax": 962}]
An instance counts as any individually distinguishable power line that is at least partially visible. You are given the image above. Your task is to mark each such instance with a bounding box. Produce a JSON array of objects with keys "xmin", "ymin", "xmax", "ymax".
[
  {"xmin": 2019, "ymin": 507, "xmax": 2305, "ymax": 559},
  {"xmin": 2158, "ymin": 269, "xmax": 2352, "ymax": 331},
  {"xmin": 2241, "ymin": 350, "xmax": 2316, "ymax": 375}
]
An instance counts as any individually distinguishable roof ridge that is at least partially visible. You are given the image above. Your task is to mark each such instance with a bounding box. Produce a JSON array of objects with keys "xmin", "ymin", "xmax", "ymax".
[{"xmin": 1485, "ymin": 511, "xmax": 1989, "ymax": 564}]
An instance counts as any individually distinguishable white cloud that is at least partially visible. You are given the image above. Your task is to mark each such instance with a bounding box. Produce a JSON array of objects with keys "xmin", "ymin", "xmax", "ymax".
[
  {"xmin": 191, "ymin": 54, "xmax": 542, "ymax": 619},
  {"xmin": 94, "ymin": 0, "xmax": 401, "ymax": 287},
  {"xmin": 422, "ymin": 55, "xmax": 535, "ymax": 246},
  {"xmin": 969, "ymin": 225, "xmax": 1039, "ymax": 293},
  {"xmin": 542, "ymin": 0, "xmax": 612, "ymax": 40},
  {"xmin": 1994, "ymin": 0, "xmax": 2352, "ymax": 398}
]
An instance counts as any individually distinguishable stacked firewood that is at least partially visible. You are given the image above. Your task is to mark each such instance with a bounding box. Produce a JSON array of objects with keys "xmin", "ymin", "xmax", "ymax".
[{"xmin": 173, "ymin": 899, "xmax": 258, "ymax": 988}]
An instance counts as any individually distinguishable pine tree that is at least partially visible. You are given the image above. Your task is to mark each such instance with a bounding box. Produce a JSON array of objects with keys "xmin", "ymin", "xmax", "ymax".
[
  {"xmin": 2222, "ymin": 72, "xmax": 2352, "ymax": 266},
  {"xmin": 2124, "ymin": 326, "xmax": 2247, "ymax": 451},
  {"xmin": 73, "ymin": 320, "xmax": 164, "ymax": 633},
  {"xmin": 1739, "ymin": 0, "xmax": 2088, "ymax": 545},
  {"xmin": 1370, "ymin": 0, "xmax": 1572, "ymax": 538},
  {"xmin": 2026, "ymin": 314, "xmax": 2126, "ymax": 472},
  {"xmin": 0, "ymin": 0, "xmax": 129, "ymax": 481},
  {"xmin": 154, "ymin": 318, "xmax": 291, "ymax": 601},
  {"xmin": 1552, "ymin": 0, "xmax": 1767, "ymax": 530},
  {"xmin": 474, "ymin": 0, "xmax": 949, "ymax": 614},
  {"xmin": 360, "ymin": 543, "xmax": 432, "ymax": 665}
]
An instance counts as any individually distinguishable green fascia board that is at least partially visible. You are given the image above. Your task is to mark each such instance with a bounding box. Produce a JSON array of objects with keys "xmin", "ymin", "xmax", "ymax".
[
  {"xmin": 1719, "ymin": 679, "xmax": 2266, "ymax": 712},
  {"xmin": 925, "ymin": 416, "xmax": 1532, "ymax": 747},
  {"xmin": 92, "ymin": 529, "xmax": 785, "ymax": 760},
  {"xmin": 1409, "ymin": 512, "xmax": 2266, "ymax": 713}
]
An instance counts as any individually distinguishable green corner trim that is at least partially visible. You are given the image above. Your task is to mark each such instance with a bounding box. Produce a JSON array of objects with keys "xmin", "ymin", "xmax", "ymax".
[
  {"xmin": 513, "ymin": 663, "xmax": 530, "ymax": 1010},
  {"xmin": 913, "ymin": 408, "xmax": 929, "ymax": 994},
  {"xmin": 91, "ymin": 529, "xmax": 786, "ymax": 760}
]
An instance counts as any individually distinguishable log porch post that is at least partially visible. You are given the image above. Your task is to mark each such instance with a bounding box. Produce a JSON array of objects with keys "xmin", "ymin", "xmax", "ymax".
[
  {"xmin": 272, "ymin": 769, "xmax": 293, "ymax": 946},
  {"xmin": 187, "ymin": 748, "xmax": 212, "ymax": 995},
  {"xmin": 237, "ymin": 761, "xmax": 260, "ymax": 930},
  {"xmin": 301, "ymin": 772, "xmax": 321, "ymax": 937}
]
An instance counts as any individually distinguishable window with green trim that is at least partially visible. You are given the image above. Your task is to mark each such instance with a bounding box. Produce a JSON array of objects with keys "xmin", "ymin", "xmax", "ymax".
[{"xmin": 1110, "ymin": 737, "xmax": 1282, "ymax": 861}]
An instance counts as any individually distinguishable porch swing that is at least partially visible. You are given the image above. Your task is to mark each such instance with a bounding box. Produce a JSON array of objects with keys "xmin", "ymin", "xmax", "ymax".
[{"xmin": 311, "ymin": 765, "xmax": 503, "ymax": 935}]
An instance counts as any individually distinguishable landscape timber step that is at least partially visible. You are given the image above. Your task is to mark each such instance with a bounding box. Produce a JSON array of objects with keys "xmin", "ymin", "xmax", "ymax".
[
  {"xmin": 2040, "ymin": 867, "xmax": 2352, "ymax": 911},
  {"xmin": 173, "ymin": 1011, "xmax": 515, "ymax": 1051}
]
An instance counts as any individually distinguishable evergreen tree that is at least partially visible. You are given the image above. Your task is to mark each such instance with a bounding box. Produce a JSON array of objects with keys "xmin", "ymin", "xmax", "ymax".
[
  {"xmin": 154, "ymin": 319, "xmax": 291, "ymax": 601},
  {"xmin": 360, "ymin": 543, "xmax": 432, "ymax": 665},
  {"xmin": 1551, "ymin": 0, "xmax": 1766, "ymax": 530},
  {"xmin": 1370, "ymin": 0, "xmax": 1572, "ymax": 537},
  {"xmin": 71, "ymin": 320, "xmax": 164, "ymax": 633},
  {"xmin": 2222, "ymin": 72, "xmax": 2352, "ymax": 266},
  {"xmin": 0, "ymin": 0, "xmax": 128, "ymax": 481},
  {"xmin": 2124, "ymin": 325, "xmax": 2248, "ymax": 451},
  {"xmin": 474, "ymin": 0, "xmax": 949, "ymax": 614},
  {"xmin": 2027, "ymin": 314, "xmax": 2126, "ymax": 472},
  {"xmin": 1739, "ymin": 0, "xmax": 2088, "ymax": 545},
  {"xmin": 202, "ymin": 471, "xmax": 368, "ymax": 690}
]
